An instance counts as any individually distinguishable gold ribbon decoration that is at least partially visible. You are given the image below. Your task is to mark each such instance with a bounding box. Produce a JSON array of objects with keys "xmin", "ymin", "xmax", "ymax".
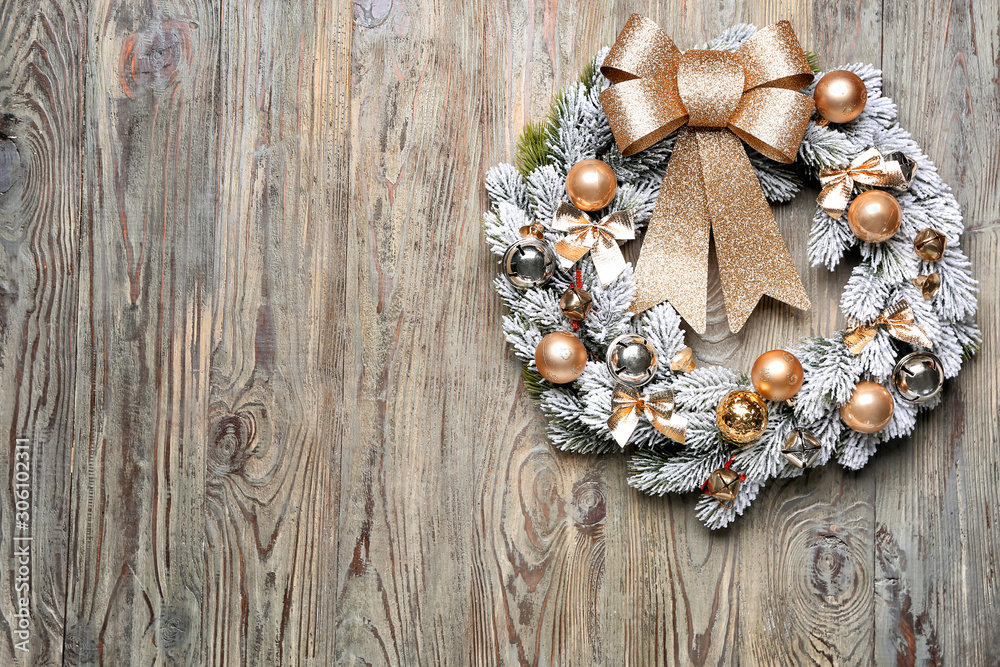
[
  {"xmin": 599, "ymin": 16, "xmax": 816, "ymax": 334},
  {"xmin": 817, "ymin": 147, "xmax": 911, "ymax": 219},
  {"xmin": 842, "ymin": 299, "xmax": 934, "ymax": 354},
  {"xmin": 551, "ymin": 202, "xmax": 636, "ymax": 286},
  {"xmin": 607, "ymin": 383, "xmax": 687, "ymax": 448}
]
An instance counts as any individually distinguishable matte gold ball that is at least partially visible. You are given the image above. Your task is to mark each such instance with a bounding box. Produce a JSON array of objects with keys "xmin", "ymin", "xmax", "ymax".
[
  {"xmin": 814, "ymin": 70, "xmax": 868, "ymax": 124},
  {"xmin": 847, "ymin": 190, "xmax": 902, "ymax": 243},
  {"xmin": 751, "ymin": 350, "xmax": 804, "ymax": 402},
  {"xmin": 565, "ymin": 159, "xmax": 617, "ymax": 211},
  {"xmin": 716, "ymin": 390, "xmax": 768, "ymax": 445},
  {"xmin": 535, "ymin": 332, "xmax": 588, "ymax": 384},
  {"xmin": 840, "ymin": 381, "xmax": 895, "ymax": 433}
]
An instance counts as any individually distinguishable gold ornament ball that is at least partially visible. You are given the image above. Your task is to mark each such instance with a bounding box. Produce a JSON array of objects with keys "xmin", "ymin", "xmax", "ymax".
[
  {"xmin": 716, "ymin": 390, "xmax": 768, "ymax": 445},
  {"xmin": 565, "ymin": 159, "xmax": 617, "ymax": 211},
  {"xmin": 840, "ymin": 381, "xmax": 895, "ymax": 433},
  {"xmin": 535, "ymin": 331, "xmax": 588, "ymax": 384},
  {"xmin": 814, "ymin": 70, "xmax": 868, "ymax": 123},
  {"xmin": 847, "ymin": 190, "xmax": 902, "ymax": 243},
  {"xmin": 751, "ymin": 350, "xmax": 804, "ymax": 402}
]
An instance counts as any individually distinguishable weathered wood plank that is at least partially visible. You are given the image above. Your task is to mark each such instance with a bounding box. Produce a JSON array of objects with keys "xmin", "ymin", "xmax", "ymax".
[
  {"xmin": 64, "ymin": 2, "xmax": 219, "ymax": 664},
  {"xmin": 0, "ymin": 0, "xmax": 87, "ymax": 663},
  {"xmin": 476, "ymin": 2, "xmax": 624, "ymax": 665},
  {"xmin": 205, "ymin": 0, "xmax": 351, "ymax": 663},
  {"xmin": 337, "ymin": 0, "xmax": 485, "ymax": 664},
  {"xmin": 876, "ymin": 0, "xmax": 1000, "ymax": 663}
]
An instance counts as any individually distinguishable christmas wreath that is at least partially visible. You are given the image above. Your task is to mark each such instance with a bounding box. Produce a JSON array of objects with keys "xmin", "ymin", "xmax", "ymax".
[{"xmin": 483, "ymin": 17, "xmax": 979, "ymax": 529}]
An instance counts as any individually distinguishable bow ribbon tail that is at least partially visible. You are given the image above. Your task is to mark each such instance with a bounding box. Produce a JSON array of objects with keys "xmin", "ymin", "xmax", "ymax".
[
  {"xmin": 590, "ymin": 234, "xmax": 628, "ymax": 287},
  {"xmin": 630, "ymin": 128, "xmax": 810, "ymax": 334},
  {"xmin": 702, "ymin": 129, "xmax": 811, "ymax": 332},
  {"xmin": 608, "ymin": 385, "xmax": 642, "ymax": 449},
  {"xmin": 554, "ymin": 235, "xmax": 591, "ymax": 269},
  {"xmin": 629, "ymin": 128, "xmax": 712, "ymax": 331}
]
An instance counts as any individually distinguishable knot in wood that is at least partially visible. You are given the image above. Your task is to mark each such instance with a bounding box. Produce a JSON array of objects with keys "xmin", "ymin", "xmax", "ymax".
[
  {"xmin": 121, "ymin": 19, "xmax": 193, "ymax": 98},
  {"xmin": 571, "ymin": 480, "xmax": 606, "ymax": 530}
]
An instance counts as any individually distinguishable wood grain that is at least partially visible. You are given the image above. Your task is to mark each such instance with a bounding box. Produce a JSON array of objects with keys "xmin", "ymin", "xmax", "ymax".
[
  {"xmin": 0, "ymin": 0, "xmax": 996, "ymax": 664},
  {"xmin": 0, "ymin": 0, "xmax": 86, "ymax": 663}
]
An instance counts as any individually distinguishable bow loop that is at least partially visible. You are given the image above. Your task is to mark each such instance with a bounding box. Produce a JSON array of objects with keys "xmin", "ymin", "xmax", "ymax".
[
  {"xmin": 735, "ymin": 20, "xmax": 815, "ymax": 92},
  {"xmin": 729, "ymin": 87, "xmax": 816, "ymax": 163},
  {"xmin": 601, "ymin": 14, "xmax": 680, "ymax": 83},
  {"xmin": 818, "ymin": 147, "xmax": 911, "ymax": 219},
  {"xmin": 608, "ymin": 383, "xmax": 686, "ymax": 448},
  {"xmin": 552, "ymin": 203, "xmax": 635, "ymax": 286},
  {"xmin": 842, "ymin": 299, "xmax": 934, "ymax": 354},
  {"xmin": 599, "ymin": 18, "xmax": 815, "ymax": 333}
]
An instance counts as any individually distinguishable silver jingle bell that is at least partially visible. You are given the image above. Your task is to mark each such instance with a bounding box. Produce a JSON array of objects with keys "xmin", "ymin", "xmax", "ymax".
[
  {"xmin": 781, "ymin": 429, "xmax": 822, "ymax": 469},
  {"xmin": 606, "ymin": 334, "xmax": 658, "ymax": 386},
  {"xmin": 891, "ymin": 351, "xmax": 945, "ymax": 404},
  {"xmin": 502, "ymin": 238, "xmax": 556, "ymax": 288},
  {"xmin": 884, "ymin": 150, "xmax": 918, "ymax": 188}
]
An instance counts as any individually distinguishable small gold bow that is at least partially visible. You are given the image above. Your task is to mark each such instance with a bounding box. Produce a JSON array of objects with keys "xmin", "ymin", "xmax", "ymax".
[
  {"xmin": 551, "ymin": 203, "xmax": 636, "ymax": 286},
  {"xmin": 599, "ymin": 16, "xmax": 816, "ymax": 333},
  {"xmin": 842, "ymin": 299, "xmax": 933, "ymax": 354},
  {"xmin": 818, "ymin": 147, "xmax": 911, "ymax": 219},
  {"xmin": 607, "ymin": 383, "xmax": 687, "ymax": 448}
]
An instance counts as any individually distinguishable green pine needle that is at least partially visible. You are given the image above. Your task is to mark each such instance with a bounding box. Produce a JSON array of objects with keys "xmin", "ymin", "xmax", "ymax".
[
  {"xmin": 522, "ymin": 365, "xmax": 547, "ymax": 400},
  {"xmin": 515, "ymin": 121, "xmax": 552, "ymax": 176},
  {"xmin": 805, "ymin": 51, "xmax": 821, "ymax": 74}
]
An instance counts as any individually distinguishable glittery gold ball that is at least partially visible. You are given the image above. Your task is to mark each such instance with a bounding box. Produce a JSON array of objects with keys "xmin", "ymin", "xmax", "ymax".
[
  {"xmin": 847, "ymin": 190, "xmax": 902, "ymax": 243},
  {"xmin": 751, "ymin": 350, "xmax": 803, "ymax": 402},
  {"xmin": 565, "ymin": 159, "xmax": 617, "ymax": 211},
  {"xmin": 535, "ymin": 332, "xmax": 587, "ymax": 384},
  {"xmin": 716, "ymin": 390, "xmax": 768, "ymax": 445},
  {"xmin": 814, "ymin": 70, "xmax": 868, "ymax": 124}
]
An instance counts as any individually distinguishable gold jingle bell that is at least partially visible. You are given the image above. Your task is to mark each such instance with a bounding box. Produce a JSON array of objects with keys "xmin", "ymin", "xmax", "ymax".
[
  {"xmin": 781, "ymin": 429, "xmax": 822, "ymax": 468},
  {"xmin": 559, "ymin": 286, "xmax": 593, "ymax": 321},
  {"xmin": 518, "ymin": 221, "xmax": 546, "ymax": 240},
  {"xmin": 913, "ymin": 228, "xmax": 947, "ymax": 262},
  {"xmin": 716, "ymin": 390, "xmax": 768, "ymax": 445},
  {"xmin": 669, "ymin": 346, "xmax": 696, "ymax": 374},
  {"xmin": 704, "ymin": 468, "xmax": 742, "ymax": 509},
  {"xmin": 912, "ymin": 273, "xmax": 941, "ymax": 300}
]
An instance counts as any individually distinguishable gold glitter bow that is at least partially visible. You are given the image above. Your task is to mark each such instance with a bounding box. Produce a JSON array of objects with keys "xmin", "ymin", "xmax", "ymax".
[
  {"xmin": 607, "ymin": 383, "xmax": 687, "ymax": 448},
  {"xmin": 599, "ymin": 16, "xmax": 816, "ymax": 333},
  {"xmin": 817, "ymin": 147, "xmax": 911, "ymax": 219},
  {"xmin": 842, "ymin": 299, "xmax": 934, "ymax": 354},
  {"xmin": 552, "ymin": 202, "xmax": 636, "ymax": 286}
]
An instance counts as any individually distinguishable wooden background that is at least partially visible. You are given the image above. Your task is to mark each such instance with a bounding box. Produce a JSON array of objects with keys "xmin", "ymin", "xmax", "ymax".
[{"xmin": 0, "ymin": 0, "xmax": 997, "ymax": 664}]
